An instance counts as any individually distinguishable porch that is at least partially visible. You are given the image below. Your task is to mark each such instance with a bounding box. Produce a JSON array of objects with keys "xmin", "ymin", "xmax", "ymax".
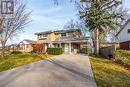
[{"xmin": 44, "ymin": 41, "xmax": 88, "ymax": 54}]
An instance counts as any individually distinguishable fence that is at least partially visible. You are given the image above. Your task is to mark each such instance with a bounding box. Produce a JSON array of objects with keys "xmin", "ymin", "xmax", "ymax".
[{"xmin": 100, "ymin": 46, "xmax": 115, "ymax": 57}]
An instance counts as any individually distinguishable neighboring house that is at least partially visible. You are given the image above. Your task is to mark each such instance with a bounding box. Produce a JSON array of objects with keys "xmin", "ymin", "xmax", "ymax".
[
  {"xmin": 35, "ymin": 29, "xmax": 89, "ymax": 54},
  {"xmin": 0, "ymin": 40, "xmax": 43, "ymax": 53},
  {"xmin": 18, "ymin": 39, "xmax": 36, "ymax": 52},
  {"xmin": 117, "ymin": 18, "xmax": 130, "ymax": 50},
  {"xmin": 9, "ymin": 44, "xmax": 18, "ymax": 52},
  {"xmin": 0, "ymin": 44, "xmax": 18, "ymax": 54}
]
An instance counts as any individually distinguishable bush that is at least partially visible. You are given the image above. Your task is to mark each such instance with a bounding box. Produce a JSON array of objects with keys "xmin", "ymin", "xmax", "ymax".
[
  {"xmin": 11, "ymin": 51, "xmax": 22, "ymax": 55},
  {"xmin": 114, "ymin": 50, "xmax": 130, "ymax": 65},
  {"xmin": 30, "ymin": 51, "xmax": 36, "ymax": 54},
  {"xmin": 47, "ymin": 48, "xmax": 64, "ymax": 55},
  {"xmin": 81, "ymin": 48, "xmax": 88, "ymax": 54}
]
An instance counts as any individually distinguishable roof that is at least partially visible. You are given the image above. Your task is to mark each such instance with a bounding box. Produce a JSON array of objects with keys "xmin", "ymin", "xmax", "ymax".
[
  {"xmin": 116, "ymin": 19, "xmax": 130, "ymax": 36},
  {"xmin": 20, "ymin": 39, "xmax": 36, "ymax": 44},
  {"xmin": 35, "ymin": 29, "xmax": 81, "ymax": 35},
  {"xmin": 53, "ymin": 37, "xmax": 89, "ymax": 43},
  {"xmin": 35, "ymin": 31, "xmax": 52, "ymax": 35}
]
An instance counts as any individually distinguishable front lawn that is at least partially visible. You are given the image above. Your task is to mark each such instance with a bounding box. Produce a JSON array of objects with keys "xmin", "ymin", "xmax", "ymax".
[
  {"xmin": 0, "ymin": 53, "xmax": 54, "ymax": 72},
  {"xmin": 90, "ymin": 56, "xmax": 130, "ymax": 87}
]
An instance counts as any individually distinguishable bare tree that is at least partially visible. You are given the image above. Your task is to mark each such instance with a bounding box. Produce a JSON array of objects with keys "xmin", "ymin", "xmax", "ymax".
[
  {"xmin": 63, "ymin": 19, "xmax": 76, "ymax": 29},
  {"xmin": 0, "ymin": 0, "xmax": 31, "ymax": 57},
  {"xmin": 63, "ymin": 19, "xmax": 88, "ymax": 36}
]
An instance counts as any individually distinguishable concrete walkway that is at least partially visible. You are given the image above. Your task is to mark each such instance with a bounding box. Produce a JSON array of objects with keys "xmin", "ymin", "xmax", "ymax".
[{"xmin": 0, "ymin": 54, "xmax": 97, "ymax": 87}]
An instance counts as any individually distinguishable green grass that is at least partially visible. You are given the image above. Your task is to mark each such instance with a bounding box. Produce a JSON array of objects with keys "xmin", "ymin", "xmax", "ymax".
[
  {"xmin": 90, "ymin": 56, "xmax": 130, "ymax": 87},
  {"xmin": 0, "ymin": 53, "xmax": 54, "ymax": 72}
]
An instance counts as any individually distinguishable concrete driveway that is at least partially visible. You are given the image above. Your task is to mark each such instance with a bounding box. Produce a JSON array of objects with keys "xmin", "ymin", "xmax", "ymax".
[{"xmin": 0, "ymin": 54, "xmax": 97, "ymax": 87}]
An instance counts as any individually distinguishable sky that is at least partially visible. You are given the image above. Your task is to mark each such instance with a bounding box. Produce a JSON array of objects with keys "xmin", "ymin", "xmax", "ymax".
[{"xmin": 8, "ymin": 0, "xmax": 130, "ymax": 45}]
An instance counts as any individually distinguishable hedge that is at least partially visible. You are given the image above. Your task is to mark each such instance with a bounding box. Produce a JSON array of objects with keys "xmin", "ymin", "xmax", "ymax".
[
  {"xmin": 114, "ymin": 50, "xmax": 130, "ymax": 65},
  {"xmin": 81, "ymin": 48, "xmax": 88, "ymax": 54},
  {"xmin": 47, "ymin": 48, "xmax": 64, "ymax": 55},
  {"xmin": 10, "ymin": 51, "xmax": 22, "ymax": 55}
]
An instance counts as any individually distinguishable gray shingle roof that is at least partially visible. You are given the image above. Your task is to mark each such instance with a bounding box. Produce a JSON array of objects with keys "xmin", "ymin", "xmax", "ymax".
[{"xmin": 35, "ymin": 29, "xmax": 81, "ymax": 35}]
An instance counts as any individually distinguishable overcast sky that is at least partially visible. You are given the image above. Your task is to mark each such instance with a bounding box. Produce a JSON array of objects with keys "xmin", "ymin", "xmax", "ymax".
[{"xmin": 8, "ymin": 0, "xmax": 130, "ymax": 45}]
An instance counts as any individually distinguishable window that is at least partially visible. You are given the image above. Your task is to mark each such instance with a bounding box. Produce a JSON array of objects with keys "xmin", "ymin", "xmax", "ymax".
[
  {"xmin": 26, "ymin": 45, "xmax": 29, "ymax": 48},
  {"xmin": 61, "ymin": 33, "xmax": 66, "ymax": 37},
  {"xmin": 43, "ymin": 34, "xmax": 47, "ymax": 37},
  {"xmin": 38, "ymin": 34, "xmax": 47, "ymax": 38},
  {"xmin": 128, "ymin": 29, "xmax": 130, "ymax": 33},
  {"xmin": 41, "ymin": 34, "xmax": 47, "ymax": 37}
]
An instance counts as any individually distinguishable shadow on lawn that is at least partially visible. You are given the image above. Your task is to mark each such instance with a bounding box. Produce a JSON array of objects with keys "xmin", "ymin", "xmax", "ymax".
[
  {"xmin": 95, "ymin": 69, "xmax": 130, "ymax": 87},
  {"xmin": 90, "ymin": 57, "xmax": 130, "ymax": 87}
]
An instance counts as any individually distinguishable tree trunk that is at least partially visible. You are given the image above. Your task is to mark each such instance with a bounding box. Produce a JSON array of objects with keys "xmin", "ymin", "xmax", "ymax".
[
  {"xmin": 92, "ymin": 31, "xmax": 96, "ymax": 54},
  {"xmin": 95, "ymin": 29, "xmax": 99, "ymax": 56},
  {"xmin": 1, "ymin": 45, "xmax": 5, "ymax": 58}
]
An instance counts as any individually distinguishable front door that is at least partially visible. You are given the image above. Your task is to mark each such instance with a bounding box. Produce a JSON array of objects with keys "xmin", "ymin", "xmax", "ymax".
[
  {"xmin": 65, "ymin": 43, "xmax": 71, "ymax": 54},
  {"xmin": 72, "ymin": 44, "xmax": 80, "ymax": 54}
]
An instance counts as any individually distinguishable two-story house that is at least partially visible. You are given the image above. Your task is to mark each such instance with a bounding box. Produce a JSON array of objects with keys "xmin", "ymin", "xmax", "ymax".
[
  {"xmin": 117, "ymin": 18, "xmax": 130, "ymax": 50},
  {"xmin": 35, "ymin": 29, "xmax": 89, "ymax": 54}
]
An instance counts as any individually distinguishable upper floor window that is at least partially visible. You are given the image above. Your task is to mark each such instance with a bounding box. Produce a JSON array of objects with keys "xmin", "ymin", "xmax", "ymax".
[
  {"xmin": 61, "ymin": 33, "xmax": 66, "ymax": 37},
  {"xmin": 39, "ymin": 34, "xmax": 47, "ymax": 38},
  {"xmin": 128, "ymin": 29, "xmax": 130, "ymax": 33},
  {"xmin": 42, "ymin": 34, "xmax": 47, "ymax": 37},
  {"xmin": 26, "ymin": 45, "xmax": 29, "ymax": 48}
]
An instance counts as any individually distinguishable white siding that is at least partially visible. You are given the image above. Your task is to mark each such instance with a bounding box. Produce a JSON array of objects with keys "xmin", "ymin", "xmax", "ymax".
[{"xmin": 118, "ymin": 22, "xmax": 130, "ymax": 43}]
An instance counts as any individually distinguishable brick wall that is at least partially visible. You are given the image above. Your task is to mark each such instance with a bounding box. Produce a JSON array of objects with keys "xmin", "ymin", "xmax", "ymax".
[{"xmin": 120, "ymin": 41, "xmax": 130, "ymax": 50}]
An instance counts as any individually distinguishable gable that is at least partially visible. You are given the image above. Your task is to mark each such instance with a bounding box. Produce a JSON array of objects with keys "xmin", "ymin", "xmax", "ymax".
[
  {"xmin": 19, "ymin": 41, "xmax": 29, "ymax": 45},
  {"xmin": 118, "ymin": 21, "xmax": 130, "ymax": 42}
]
